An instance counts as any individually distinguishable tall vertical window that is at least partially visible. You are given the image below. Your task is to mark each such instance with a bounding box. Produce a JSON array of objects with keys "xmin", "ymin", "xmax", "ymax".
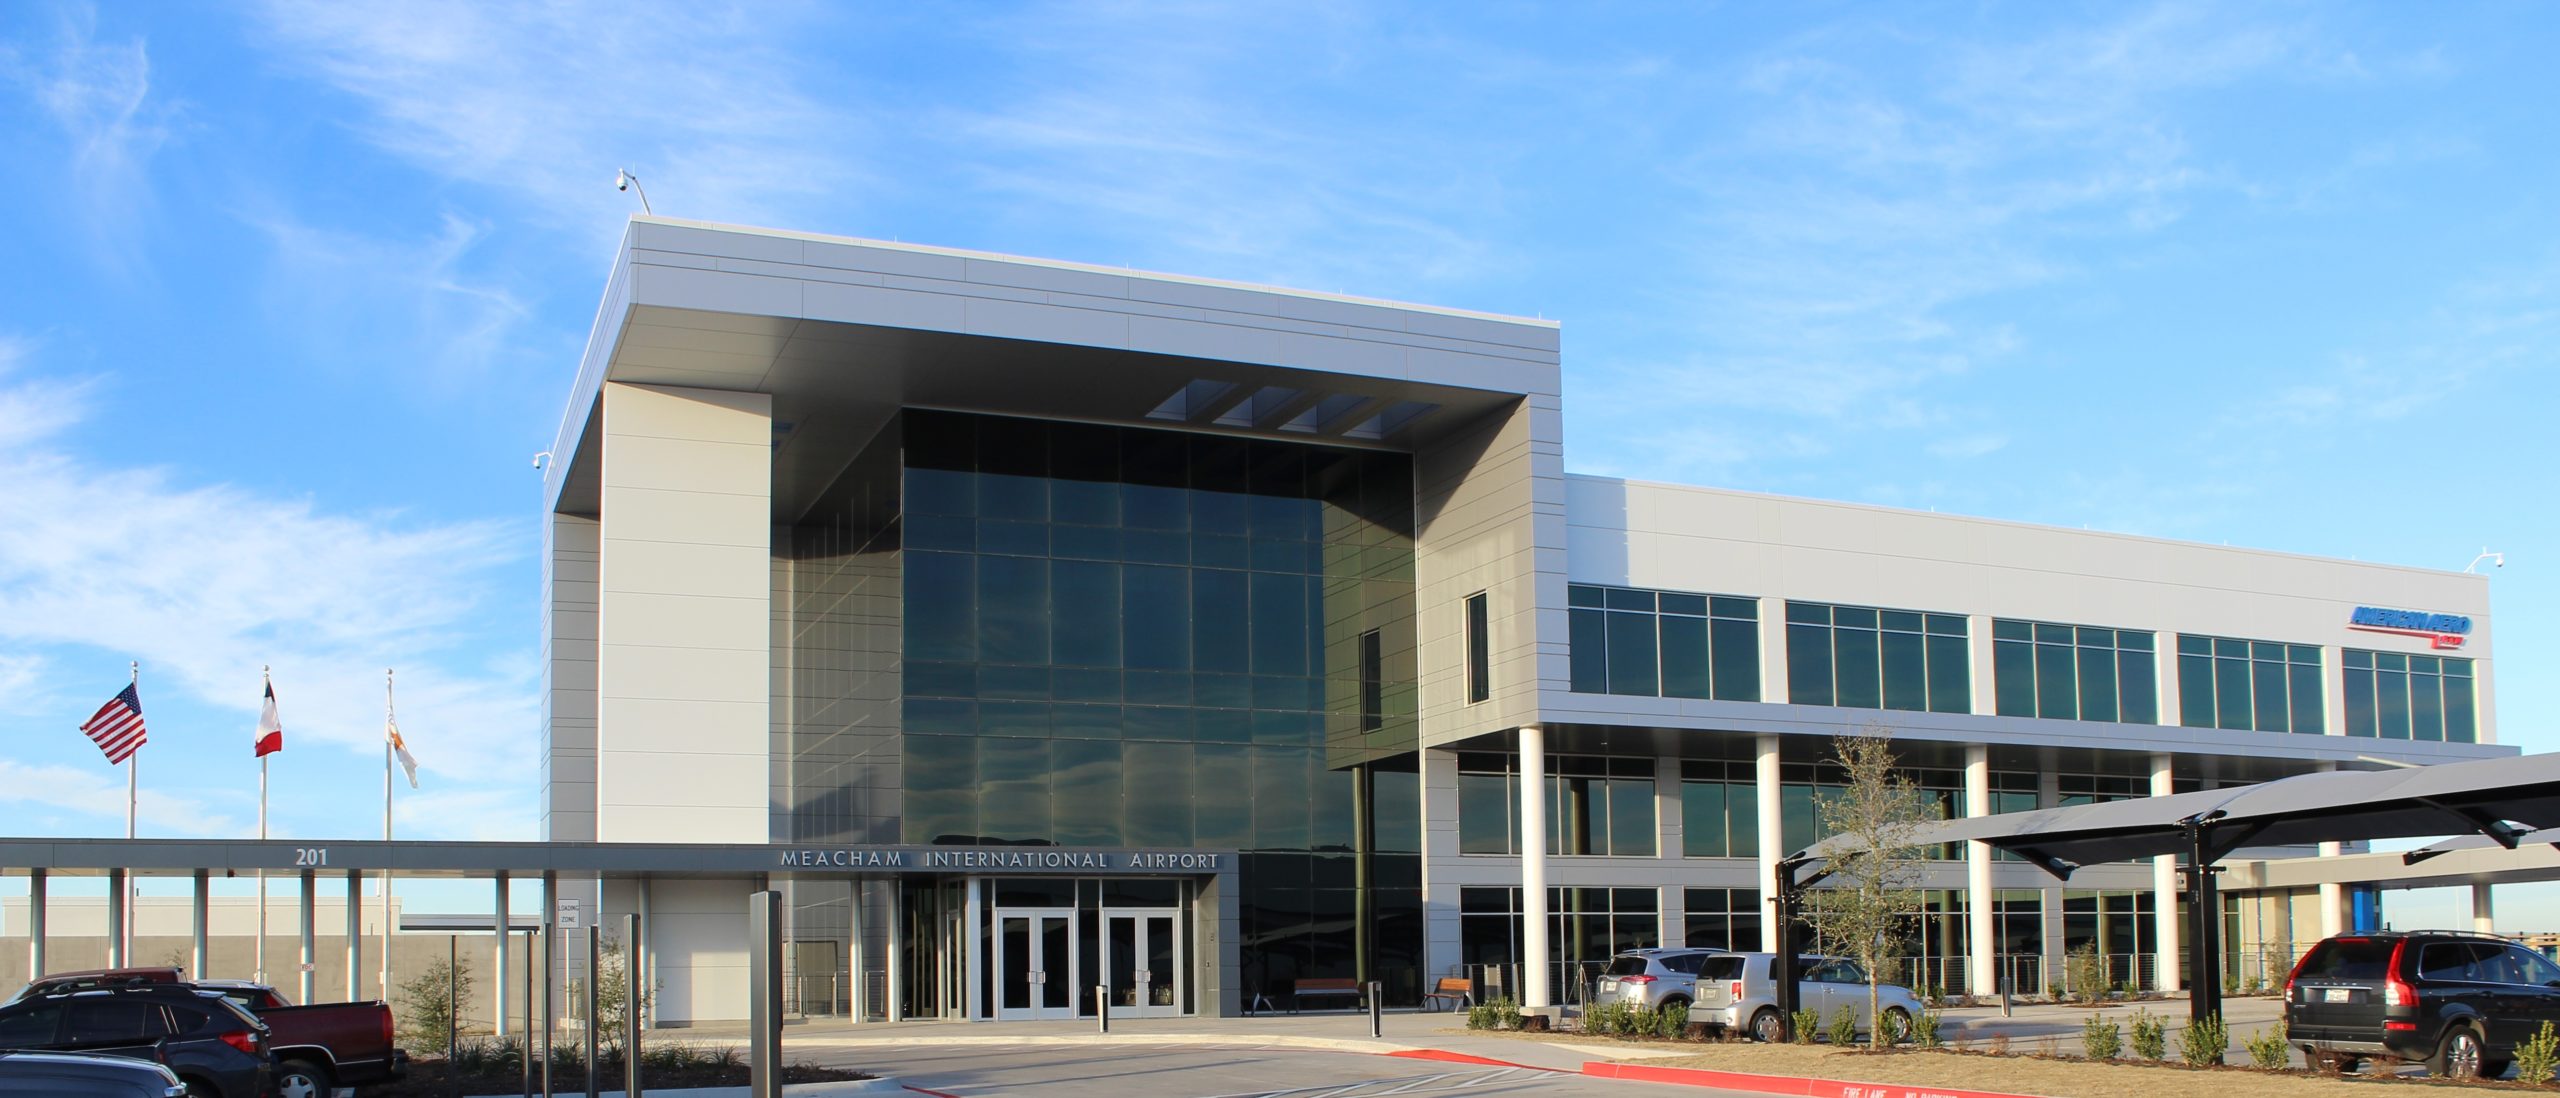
[
  {"xmin": 1680, "ymin": 761, "xmax": 1759, "ymax": 858},
  {"xmin": 1567, "ymin": 585, "xmax": 1759, "ymax": 700},
  {"xmin": 1682, "ymin": 887, "xmax": 1762, "ymax": 951},
  {"xmin": 1359, "ymin": 629, "xmax": 1383, "ymax": 731},
  {"xmin": 1456, "ymin": 753, "xmax": 1657, "ymax": 856},
  {"xmin": 1465, "ymin": 591, "xmax": 1491, "ymax": 704},
  {"xmin": 2344, "ymin": 649, "xmax": 2475, "ymax": 742},
  {"xmin": 1991, "ymin": 620, "xmax": 2157, "ymax": 724},
  {"xmin": 2176, "ymin": 636, "xmax": 2323, "ymax": 734},
  {"xmin": 1783, "ymin": 602, "xmax": 1968, "ymax": 713}
]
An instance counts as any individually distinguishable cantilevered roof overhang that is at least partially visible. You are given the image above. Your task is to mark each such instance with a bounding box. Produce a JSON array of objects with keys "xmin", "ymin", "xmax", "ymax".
[
  {"xmin": 1801, "ymin": 750, "xmax": 2560, "ymax": 875},
  {"xmin": 543, "ymin": 217, "xmax": 1563, "ymax": 523},
  {"xmin": 0, "ymin": 839, "xmax": 1236, "ymax": 881}
]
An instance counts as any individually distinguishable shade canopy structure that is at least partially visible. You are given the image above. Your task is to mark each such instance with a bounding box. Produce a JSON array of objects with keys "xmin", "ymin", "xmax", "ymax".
[
  {"xmin": 1801, "ymin": 750, "xmax": 2560, "ymax": 876},
  {"xmin": 1774, "ymin": 750, "xmax": 2560, "ymax": 1031}
]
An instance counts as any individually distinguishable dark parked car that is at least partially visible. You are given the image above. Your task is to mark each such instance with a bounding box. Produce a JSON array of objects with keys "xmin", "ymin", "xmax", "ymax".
[
  {"xmin": 0, "ymin": 986, "xmax": 273, "ymax": 1098},
  {"xmin": 2288, "ymin": 930, "xmax": 2560, "ymax": 1078},
  {"xmin": 195, "ymin": 981, "xmax": 403, "ymax": 1098},
  {"xmin": 0, "ymin": 1049, "xmax": 188, "ymax": 1096}
]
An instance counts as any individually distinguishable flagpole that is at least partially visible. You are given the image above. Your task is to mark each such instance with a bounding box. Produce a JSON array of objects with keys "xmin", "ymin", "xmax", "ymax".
[
  {"xmin": 126, "ymin": 662, "xmax": 138, "ymax": 841},
  {"xmin": 257, "ymin": 666, "xmax": 270, "ymax": 985},
  {"xmin": 381, "ymin": 669, "xmax": 394, "ymax": 1002}
]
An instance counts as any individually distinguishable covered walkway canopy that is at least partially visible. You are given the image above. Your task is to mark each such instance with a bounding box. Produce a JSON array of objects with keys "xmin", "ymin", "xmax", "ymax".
[{"xmin": 1782, "ymin": 751, "xmax": 2560, "ymax": 1027}]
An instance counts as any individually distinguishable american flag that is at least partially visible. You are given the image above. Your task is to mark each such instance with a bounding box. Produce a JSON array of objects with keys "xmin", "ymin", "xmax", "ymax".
[{"xmin": 81, "ymin": 684, "xmax": 147, "ymax": 764}]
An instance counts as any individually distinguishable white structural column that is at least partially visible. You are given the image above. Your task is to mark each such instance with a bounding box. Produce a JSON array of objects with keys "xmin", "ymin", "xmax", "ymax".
[
  {"xmin": 193, "ymin": 871, "xmax": 210, "ymax": 979},
  {"xmin": 343, "ymin": 869, "xmax": 361, "ymax": 1002},
  {"xmin": 106, "ymin": 868, "xmax": 126, "ymax": 968},
  {"xmin": 595, "ymin": 382, "xmax": 772, "ymax": 844},
  {"xmin": 27, "ymin": 869, "xmax": 44, "ymax": 979},
  {"xmin": 2150, "ymin": 754, "xmax": 2181, "ymax": 993},
  {"xmin": 1519, "ymin": 723, "xmax": 1550, "ymax": 1009},
  {"xmin": 848, "ymin": 881, "xmax": 866, "ymax": 1024},
  {"xmin": 493, "ymin": 875, "xmax": 511, "ymax": 1035},
  {"xmin": 1755, "ymin": 735, "xmax": 1783, "ymax": 952},
  {"xmin": 2317, "ymin": 758, "xmax": 2346, "ymax": 938},
  {"xmin": 298, "ymin": 870, "xmax": 317, "ymax": 1005},
  {"xmin": 1964, "ymin": 746, "xmax": 1995, "ymax": 996},
  {"xmin": 2474, "ymin": 884, "xmax": 2496, "ymax": 934},
  {"xmin": 962, "ymin": 878, "xmax": 984, "ymax": 1019}
]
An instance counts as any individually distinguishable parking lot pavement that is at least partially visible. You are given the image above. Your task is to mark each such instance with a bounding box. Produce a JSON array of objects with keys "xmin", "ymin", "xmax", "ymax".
[{"xmin": 795, "ymin": 1042, "xmax": 1737, "ymax": 1097}]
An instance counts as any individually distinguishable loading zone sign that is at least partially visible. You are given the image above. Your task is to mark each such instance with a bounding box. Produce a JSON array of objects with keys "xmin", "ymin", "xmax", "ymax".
[{"xmin": 2348, "ymin": 606, "xmax": 2472, "ymax": 650}]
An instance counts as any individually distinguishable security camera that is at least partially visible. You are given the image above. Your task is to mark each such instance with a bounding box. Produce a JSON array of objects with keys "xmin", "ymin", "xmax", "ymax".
[{"xmin": 616, "ymin": 170, "xmax": 631, "ymax": 192}]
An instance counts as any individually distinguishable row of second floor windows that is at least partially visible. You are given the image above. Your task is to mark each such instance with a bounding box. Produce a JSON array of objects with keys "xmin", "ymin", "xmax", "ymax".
[{"xmin": 1556, "ymin": 586, "xmax": 2476, "ymax": 739}]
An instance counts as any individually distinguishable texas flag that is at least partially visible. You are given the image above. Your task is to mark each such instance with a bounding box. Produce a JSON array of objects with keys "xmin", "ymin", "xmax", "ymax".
[{"xmin": 254, "ymin": 678, "xmax": 283, "ymax": 757}]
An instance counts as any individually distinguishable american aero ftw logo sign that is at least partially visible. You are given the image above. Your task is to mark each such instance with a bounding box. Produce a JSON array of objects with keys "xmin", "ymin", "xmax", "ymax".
[{"xmin": 2348, "ymin": 606, "xmax": 2472, "ymax": 650}]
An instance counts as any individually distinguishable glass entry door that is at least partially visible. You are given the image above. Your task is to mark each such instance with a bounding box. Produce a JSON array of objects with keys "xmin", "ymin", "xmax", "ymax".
[
  {"xmin": 995, "ymin": 908, "xmax": 1077, "ymax": 1020},
  {"xmin": 1104, "ymin": 912, "xmax": 1184, "ymax": 1017}
]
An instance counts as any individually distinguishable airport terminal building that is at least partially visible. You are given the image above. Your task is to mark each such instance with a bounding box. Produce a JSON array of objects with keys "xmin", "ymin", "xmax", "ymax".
[{"xmin": 540, "ymin": 217, "xmax": 2505, "ymax": 1024}]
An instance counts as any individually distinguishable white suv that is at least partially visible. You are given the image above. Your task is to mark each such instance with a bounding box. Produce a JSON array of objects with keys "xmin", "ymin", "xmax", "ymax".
[{"xmin": 1592, "ymin": 948, "xmax": 1729, "ymax": 1010}]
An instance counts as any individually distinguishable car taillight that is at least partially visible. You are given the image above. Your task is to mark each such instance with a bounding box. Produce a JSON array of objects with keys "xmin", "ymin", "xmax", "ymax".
[
  {"xmin": 1620, "ymin": 975, "xmax": 1656, "ymax": 985},
  {"xmin": 2281, "ymin": 945, "xmax": 2314, "ymax": 1001},
  {"xmin": 217, "ymin": 1030, "xmax": 260, "ymax": 1056},
  {"xmin": 2384, "ymin": 939, "xmax": 2416, "ymax": 1007},
  {"xmin": 382, "ymin": 1009, "xmax": 394, "ymax": 1049}
]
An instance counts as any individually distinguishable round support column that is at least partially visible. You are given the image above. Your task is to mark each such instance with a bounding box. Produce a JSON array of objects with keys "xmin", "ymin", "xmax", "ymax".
[{"xmin": 1519, "ymin": 724, "xmax": 1549, "ymax": 1009}]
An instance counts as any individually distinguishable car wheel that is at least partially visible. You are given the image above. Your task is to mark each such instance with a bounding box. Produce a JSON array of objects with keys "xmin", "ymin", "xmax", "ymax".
[
  {"xmin": 1881, "ymin": 1006, "xmax": 1912, "ymax": 1044},
  {"xmin": 1750, "ymin": 1007, "xmax": 1785, "ymax": 1043},
  {"xmin": 2431, "ymin": 1026, "xmax": 2485, "ymax": 1078},
  {"xmin": 276, "ymin": 1058, "xmax": 331, "ymax": 1098}
]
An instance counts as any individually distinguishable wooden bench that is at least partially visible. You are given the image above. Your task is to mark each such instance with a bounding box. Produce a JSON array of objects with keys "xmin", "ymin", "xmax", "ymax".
[
  {"xmin": 1292, "ymin": 977, "xmax": 1364, "ymax": 1011},
  {"xmin": 1420, "ymin": 976, "xmax": 1475, "ymax": 1012}
]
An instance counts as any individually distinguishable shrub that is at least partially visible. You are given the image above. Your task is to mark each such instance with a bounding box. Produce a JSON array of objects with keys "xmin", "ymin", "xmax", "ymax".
[
  {"xmin": 2180, "ymin": 1012, "xmax": 2228, "ymax": 1067},
  {"xmin": 1911, "ymin": 1008, "xmax": 1943, "ymax": 1049},
  {"xmin": 1657, "ymin": 1001, "xmax": 1688, "ymax": 1038},
  {"xmin": 1791, "ymin": 1007, "xmax": 1821, "ymax": 1044},
  {"xmin": 395, "ymin": 954, "xmax": 474, "ymax": 1052},
  {"xmin": 2517, "ymin": 1021, "xmax": 2560, "ymax": 1085},
  {"xmin": 1465, "ymin": 1003, "xmax": 1495, "ymax": 1030},
  {"xmin": 1987, "ymin": 1032, "xmax": 2010, "ymax": 1056},
  {"xmin": 2066, "ymin": 944, "xmax": 2107, "ymax": 1005},
  {"xmin": 1581, "ymin": 1001, "xmax": 1628, "ymax": 1036},
  {"xmin": 1486, "ymin": 997, "xmax": 1522, "ymax": 1031},
  {"xmin": 2082, "ymin": 1015, "xmax": 2122, "ymax": 1060},
  {"xmin": 2244, "ymin": 1020, "xmax": 2288, "ymax": 1070},
  {"xmin": 1827, "ymin": 1006, "xmax": 1859, "ymax": 1047},
  {"xmin": 2129, "ymin": 1009, "xmax": 2167, "ymax": 1061}
]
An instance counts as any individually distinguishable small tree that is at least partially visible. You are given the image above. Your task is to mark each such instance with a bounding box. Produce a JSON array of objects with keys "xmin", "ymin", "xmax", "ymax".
[
  {"xmin": 395, "ymin": 954, "xmax": 473, "ymax": 1052},
  {"xmin": 1806, "ymin": 728, "xmax": 1937, "ymax": 1049},
  {"xmin": 568, "ymin": 933, "xmax": 656, "ymax": 1052}
]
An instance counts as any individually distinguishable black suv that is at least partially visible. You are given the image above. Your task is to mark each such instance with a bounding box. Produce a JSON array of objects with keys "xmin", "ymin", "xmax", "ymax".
[
  {"xmin": 0, "ymin": 985, "xmax": 273, "ymax": 1098},
  {"xmin": 2288, "ymin": 930, "xmax": 2560, "ymax": 1078}
]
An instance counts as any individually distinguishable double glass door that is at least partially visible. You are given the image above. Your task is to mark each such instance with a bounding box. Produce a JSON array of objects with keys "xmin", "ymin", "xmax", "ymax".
[
  {"xmin": 1104, "ymin": 911, "xmax": 1183, "ymax": 1017},
  {"xmin": 995, "ymin": 908, "xmax": 1076, "ymax": 1020}
]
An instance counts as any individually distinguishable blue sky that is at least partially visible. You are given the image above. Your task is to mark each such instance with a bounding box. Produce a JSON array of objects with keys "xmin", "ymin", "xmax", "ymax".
[{"xmin": 0, "ymin": 2, "xmax": 2552, "ymax": 925}]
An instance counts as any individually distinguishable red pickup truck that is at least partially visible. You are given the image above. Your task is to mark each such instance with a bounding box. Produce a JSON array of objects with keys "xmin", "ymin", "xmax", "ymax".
[{"xmin": 9, "ymin": 970, "xmax": 404, "ymax": 1098}]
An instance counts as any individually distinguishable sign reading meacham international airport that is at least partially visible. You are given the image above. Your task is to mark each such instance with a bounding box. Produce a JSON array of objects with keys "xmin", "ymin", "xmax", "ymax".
[
  {"xmin": 2348, "ymin": 605, "xmax": 2474, "ymax": 650},
  {"xmin": 778, "ymin": 847, "xmax": 1225, "ymax": 872}
]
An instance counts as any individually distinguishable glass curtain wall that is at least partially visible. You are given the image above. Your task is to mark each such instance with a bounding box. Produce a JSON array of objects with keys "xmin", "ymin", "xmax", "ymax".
[
  {"xmin": 874, "ymin": 410, "xmax": 1423, "ymax": 1004},
  {"xmin": 2176, "ymin": 636, "xmax": 2323, "ymax": 734},
  {"xmin": 2343, "ymin": 649, "xmax": 2476, "ymax": 742}
]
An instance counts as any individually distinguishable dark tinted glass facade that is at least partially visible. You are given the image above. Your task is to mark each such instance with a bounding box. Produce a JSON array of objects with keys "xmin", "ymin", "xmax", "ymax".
[
  {"xmin": 2344, "ymin": 648, "xmax": 2475, "ymax": 742},
  {"xmin": 1784, "ymin": 601, "xmax": 1968, "ymax": 713},
  {"xmin": 888, "ymin": 410, "xmax": 1424, "ymax": 998},
  {"xmin": 1567, "ymin": 584, "xmax": 1760, "ymax": 701},
  {"xmin": 2175, "ymin": 635, "xmax": 2322, "ymax": 734},
  {"xmin": 1991, "ymin": 619, "xmax": 2157, "ymax": 724}
]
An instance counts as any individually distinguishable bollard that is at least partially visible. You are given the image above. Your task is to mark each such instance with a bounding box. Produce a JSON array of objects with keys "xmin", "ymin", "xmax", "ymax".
[
  {"xmin": 1367, "ymin": 981, "xmax": 1382, "ymax": 1038},
  {"xmin": 625, "ymin": 912, "xmax": 642, "ymax": 1097},
  {"xmin": 522, "ymin": 928, "xmax": 535, "ymax": 1098},
  {"xmin": 586, "ymin": 927, "xmax": 601, "ymax": 1098},
  {"xmin": 1096, "ymin": 985, "xmax": 1110, "ymax": 1034},
  {"xmin": 749, "ymin": 891, "xmax": 781, "ymax": 1098},
  {"xmin": 448, "ymin": 936, "xmax": 459, "ymax": 1066}
]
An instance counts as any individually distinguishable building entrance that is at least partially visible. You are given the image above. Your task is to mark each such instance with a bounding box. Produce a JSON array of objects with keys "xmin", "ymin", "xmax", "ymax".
[
  {"xmin": 995, "ymin": 907, "xmax": 1077, "ymax": 1021},
  {"xmin": 1103, "ymin": 909, "xmax": 1183, "ymax": 1017}
]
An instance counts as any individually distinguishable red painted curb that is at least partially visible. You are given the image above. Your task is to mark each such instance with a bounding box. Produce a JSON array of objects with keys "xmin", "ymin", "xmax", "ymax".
[
  {"xmin": 1385, "ymin": 1048, "xmax": 1550, "ymax": 1070},
  {"xmin": 1584, "ymin": 1060, "xmax": 2048, "ymax": 1098}
]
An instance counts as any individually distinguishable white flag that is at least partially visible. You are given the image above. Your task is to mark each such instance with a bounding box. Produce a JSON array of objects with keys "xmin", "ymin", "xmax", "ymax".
[{"xmin": 387, "ymin": 717, "xmax": 419, "ymax": 788}]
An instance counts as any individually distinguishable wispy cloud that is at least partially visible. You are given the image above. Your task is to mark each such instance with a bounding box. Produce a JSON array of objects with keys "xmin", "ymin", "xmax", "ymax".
[
  {"xmin": 0, "ymin": 758, "xmax": 243, "ymax": 836},
  {"xmin": 243, "ymin": 209, "xmax": 534, "ymax": 390},
  {"xmin": 0, "ymin": 4, "xmax": 175, "ymax": 274},
  {"xmin": 246, "ymin": 0, "xmax": 864, "ymax": 249},
  {"xmin": 0, "ymin": 347, "xmax": 536, "ymax": 785}
]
